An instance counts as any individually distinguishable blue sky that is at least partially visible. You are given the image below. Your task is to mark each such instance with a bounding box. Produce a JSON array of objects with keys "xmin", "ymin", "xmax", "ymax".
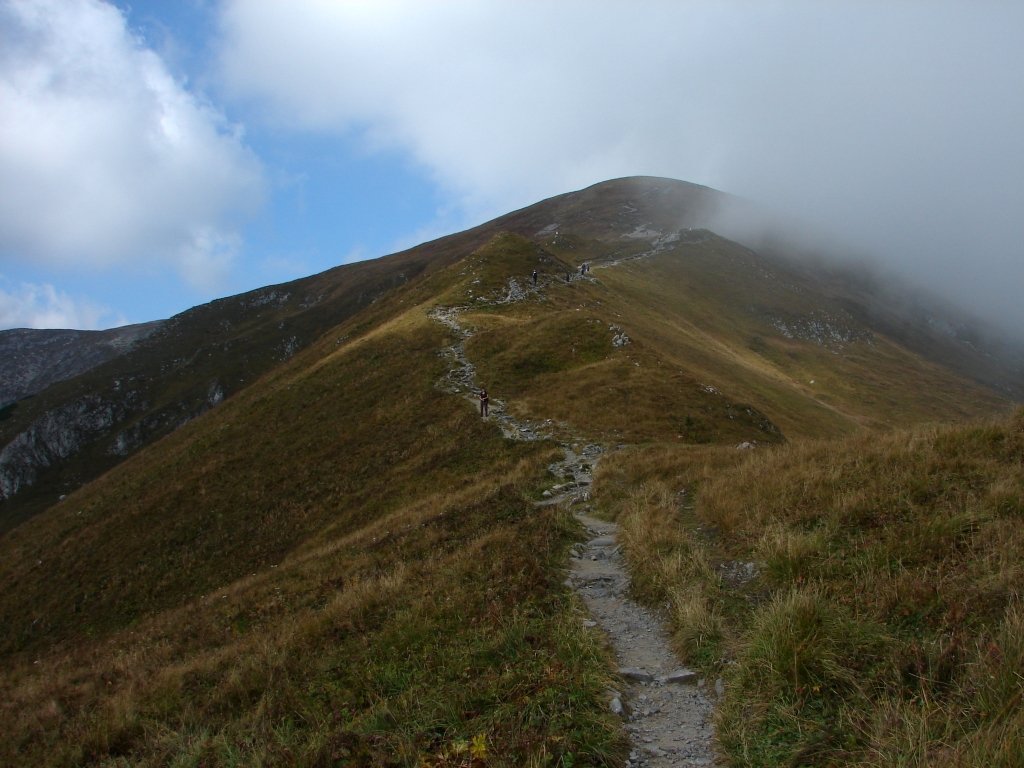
[
  {"xmin": 2, "ymin": 1, "xmax": 1024, "ymax": 333},
  {"xmin": 1, "ymin": 0, "xmax": 456, "ymax": 328}
]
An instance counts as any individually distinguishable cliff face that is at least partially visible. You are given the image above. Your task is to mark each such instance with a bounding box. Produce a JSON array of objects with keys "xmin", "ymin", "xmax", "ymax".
[
  {"xmin": 0, "ymin": 383, "xmax": 229, "ymax": 504},
  {"xmin": 0, "ymin": 391, "xmax": 141, "ymax": 499}
]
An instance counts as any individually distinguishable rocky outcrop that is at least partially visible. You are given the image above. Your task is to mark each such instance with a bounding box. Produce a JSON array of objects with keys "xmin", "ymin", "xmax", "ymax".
[
  {"xmin": 0, "ymin": 377, "xmax": 230, "ymax": 502},
  {"xmin": 764, "ymin": 309, "xmax": 874, "ymax": 350},
  {"xmin": 0, "ymin": 392, "xmax": 140, "ymax": 500}
]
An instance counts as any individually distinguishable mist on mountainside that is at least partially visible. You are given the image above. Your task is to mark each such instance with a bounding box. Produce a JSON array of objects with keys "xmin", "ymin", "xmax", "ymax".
[
  {"xmin": 568, "ymin": 176, "xmax": 1024, "ymax": 378},
  {"xmin": 703, "ymin": 192, "xmax": 1024, "ymax": 357}
]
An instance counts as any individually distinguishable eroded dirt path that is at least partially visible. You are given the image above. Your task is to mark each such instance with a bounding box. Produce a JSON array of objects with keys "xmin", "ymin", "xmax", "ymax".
[{"xmin": 429, "ymin": 290, "xmax": 717, "ymax": 766}]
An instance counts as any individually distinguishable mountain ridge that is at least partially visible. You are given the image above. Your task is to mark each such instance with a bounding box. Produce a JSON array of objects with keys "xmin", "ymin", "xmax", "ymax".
[
  {"xmin": 0, "ymin": 321, "xmax": 163, "ymax": 408},
  {"xmin": 1, "ymin": 176, "xmax": 1022, "ymax": 764},
  {"xmin": 2, "ymin": 177, "xmax": 1020, "ymax": 532}
]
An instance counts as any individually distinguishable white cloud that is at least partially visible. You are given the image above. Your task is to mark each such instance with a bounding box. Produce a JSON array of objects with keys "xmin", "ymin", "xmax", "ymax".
[
  {"xmin": 0, "ymin": 0, "xmax": 265, "ymax": 292},
  {"xmin": 176, "ymin": 226, "xmax": 240, "ymax": 292},
  {"xmin": 217, "ymin": 0, "xmax": 666, "ymax": 216},
  {"xmin": 217, "ymin": 0, "xmax": 1024, "ymax": 333},
  {"xmin": 0, "ymin": 278, "xmax": 123, "ymax": 329}
]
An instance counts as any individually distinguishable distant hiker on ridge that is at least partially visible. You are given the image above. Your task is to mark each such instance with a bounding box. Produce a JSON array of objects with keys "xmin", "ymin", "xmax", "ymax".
[
  {"xmin": 532, "ymin": 269, "xmax": 538, "ymax": 286},
  {"xmin": 479, "ymin": 387, "xmax": 489, "ymax": 418}
]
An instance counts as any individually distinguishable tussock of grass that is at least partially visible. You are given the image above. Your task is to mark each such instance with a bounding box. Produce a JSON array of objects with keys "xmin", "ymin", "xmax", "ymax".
[
  {"xmin": 718, "ymin": 586, "xmax": 889, "ymax": 763},
  {"xmin": 757, "ymin": 524, "xmax": 829, "ymax": 584},
  {"xmin": 614, "ymin": 481, "xmax": 724, "ymax": 668}
]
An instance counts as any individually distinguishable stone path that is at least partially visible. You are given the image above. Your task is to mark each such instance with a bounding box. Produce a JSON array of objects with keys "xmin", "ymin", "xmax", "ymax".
[
  {"xmin": 591, "ymin": 227, "xmax": 714, "ymax": 272},
  {"xmin": 429, "ymin": 302, "xmax": 556, "ymax": 443},
  {"xmin": 570, "ymin": 512, "xmax": 716, "ymax": 767},
  {"xmin": 429, "ymin": 279, "xmax": 718, "ymax": 765}
]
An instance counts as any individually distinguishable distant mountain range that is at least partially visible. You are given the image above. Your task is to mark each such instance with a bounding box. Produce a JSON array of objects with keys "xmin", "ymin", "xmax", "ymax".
[{"xmin": 0, "ymin": 322, "xmax": 163, "ymax": 407}]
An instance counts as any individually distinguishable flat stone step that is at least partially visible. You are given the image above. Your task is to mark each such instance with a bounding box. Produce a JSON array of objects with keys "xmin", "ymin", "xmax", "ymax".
[
  {"xmin": 660, "ymin": 669, "xmax": 699, "ymax": 685},
  {"xmin": 619, "ymin": 667, "xmax": 654, "ymax": 683}
]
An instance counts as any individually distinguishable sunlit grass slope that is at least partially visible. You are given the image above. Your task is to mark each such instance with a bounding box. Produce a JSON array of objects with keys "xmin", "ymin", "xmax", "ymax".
[
  {"xmin": 0, "ymin": 279, "xmax": 625, "ymax": 765},
  {"xmin": 459, "ymin": 234, "xmax": 785, "ymax": 446},
  {"xmin": 457, "ymin": 231, "xmax": 1003, "ymax": 448},
  {"xmin": 0, "ymin": 229, "xmax": 482, "ymax": 532},
  {"xmin": 707, "ymin": 411, "xmax": 1024, "ymax": 766},
  {"xmin": 588, "ymin": 235, "xmax": 1007, "ymax": 437},
  {"xmin": 596, "ymin": 408, "xmax": 1024, "ymax": 767}
]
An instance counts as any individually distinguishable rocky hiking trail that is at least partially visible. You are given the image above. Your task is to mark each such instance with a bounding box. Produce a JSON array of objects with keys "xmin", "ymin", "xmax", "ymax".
[
  {"xmin": 571, "ymin": 513, "xmax": 716, "ymax": 767},
  {"xmin": 429, "ymin": 283, "xmax": 717, "ymax": 766}
]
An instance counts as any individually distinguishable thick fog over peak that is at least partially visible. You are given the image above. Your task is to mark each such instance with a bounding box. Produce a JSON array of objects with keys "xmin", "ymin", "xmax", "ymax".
[
  {"xmin": 219, "ymin": 0, "xmax": 1024, "ymax": 336},
  {"xmin": 704, "ymin": 5, "xmax": 1024, "ymax": 335}
]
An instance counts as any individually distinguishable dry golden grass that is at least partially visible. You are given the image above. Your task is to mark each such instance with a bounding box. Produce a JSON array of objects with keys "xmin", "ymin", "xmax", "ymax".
[
  {"xmin": 2, "ymin": 223, "xmax": 1017, "ymax": 766},
  {"xmin": 596, "ymin": 409, "xmax": 1024, "ymax": 766},
  {"xmin": 593, "ymin": 242, "xmax": 1009, "ymax": 437},
  {"xmin": 612, "ymin": 481, "xmax": 725, "ymax": 668},
  {"xmin": 460, "ymin": 231, "xmax": 1008, "ymax": 457},
  {"xmin": 462, "ymin": 236, "xmax": 787, "ymax": 447}
]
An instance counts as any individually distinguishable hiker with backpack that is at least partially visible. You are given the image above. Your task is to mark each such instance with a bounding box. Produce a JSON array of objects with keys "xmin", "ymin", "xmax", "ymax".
[{"xmin": 479, "ymin": 387, "xmax": 489, "ymax": 418}]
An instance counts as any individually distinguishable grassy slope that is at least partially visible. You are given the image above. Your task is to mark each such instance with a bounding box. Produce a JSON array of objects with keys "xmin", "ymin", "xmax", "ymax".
[
  {"xmin": 453, "ymin": 235, "xmax": 778, "ymax": 447},
  {"xmin": 1, "ymin": 220, "xmax": 1017, "ymax": 766},
  {"xmin": 590, "ymin": 236, "xmax": 1007, "ymax": 437},
  {"xmin": 463, "ymin": 232, "xmax": 1004, "ymax": 447},
  {"xmin": 594, "ymin": 410, "xmax": 1024, "ymax": 767},
  {"xmin": 0, "ymin": 220, "xmax": 495, "ymax": 533},
  {"xmin": 706, "ymin": 413, "xmax": 1024, "ymax": 766},
  {"xmin": 0, "ymin": 264, "xmax": 625, "ymax": 766},
  {"xmin": 444, "ymin": 234, "xmax": 779, "ymax": 448}
]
